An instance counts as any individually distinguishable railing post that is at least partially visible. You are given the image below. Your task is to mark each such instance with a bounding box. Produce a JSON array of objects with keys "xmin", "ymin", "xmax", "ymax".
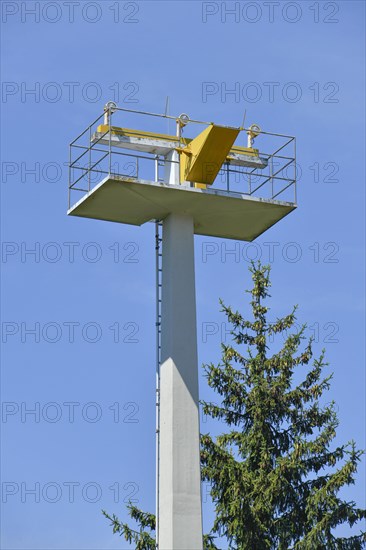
[
  {"xmin": 155, "ymin": 155, "xmax": 159, "ymax": 182},
  {"xmin": 294, "ymin": 138, "xmax": 297, "ymax": 203},
  {"xmin": 109, "ymin": 107, "xmax": 112, "ymax": 176},
  {"xmin": 68, "ymin": 143, "xmax": 71, "ymax": 209},
  {"xmin": 88, "ymin": 125, "xmax": 92, "ymax": 192},
  {"xmin": 226, "ymin": 163, "xmax": 229, "ymax": 192},
  {"xmin": 270, "ymin": 156, "xmax": 274, "ymax": 198}
]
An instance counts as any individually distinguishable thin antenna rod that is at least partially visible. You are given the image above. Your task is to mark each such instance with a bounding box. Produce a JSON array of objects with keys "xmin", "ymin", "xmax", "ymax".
[
  {"xmin": 241, "ymin": 109, "xmax": 247, "ymax": 131},
  {"xmin": 165, "ymin": 96, "xmax": 170, "ymax": 134},
  {"xmin": 164, "ymin": 96, "xmax": 169, "ymax": 117}
]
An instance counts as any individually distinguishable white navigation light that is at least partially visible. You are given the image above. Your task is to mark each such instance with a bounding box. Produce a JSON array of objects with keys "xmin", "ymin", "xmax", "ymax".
[
  {"xmin": 247, "ymin": 123, "xmax": 261, "ymax": 147},
  {"xmin": 104, "ymin": 101, "xmax": 118, "ymax": 112},
  {"xmin": 104, "ymin": 101, "xmax": 118, "ymax": 124},
  {"xmin": 178, "ymin": 113, "xmax": 190, "ymax": 126},
  {"xmin": 249, "ymin": 123, "xmax": 261, "ymax": 137}
]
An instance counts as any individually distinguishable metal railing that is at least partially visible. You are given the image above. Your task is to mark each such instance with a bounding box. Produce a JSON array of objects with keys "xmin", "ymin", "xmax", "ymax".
[{"xmin": 68, "ymin": 107, "xmax": 297, "ymax": 209}]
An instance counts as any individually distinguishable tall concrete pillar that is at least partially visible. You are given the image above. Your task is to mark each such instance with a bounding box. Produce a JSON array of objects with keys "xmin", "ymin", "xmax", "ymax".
[{"xmin": 158, "ymin": 212, "xmax": 203, "ymax": 550}]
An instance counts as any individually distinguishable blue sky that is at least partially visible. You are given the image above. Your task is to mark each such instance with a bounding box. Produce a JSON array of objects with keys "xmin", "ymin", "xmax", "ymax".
[{"xmin": 1, "ymin": 1, "xmax": 365, "ymax": 548}]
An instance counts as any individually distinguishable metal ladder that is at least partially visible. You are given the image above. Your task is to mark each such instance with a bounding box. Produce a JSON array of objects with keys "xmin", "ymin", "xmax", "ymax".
[{"xmin": 155, "ymin": 219, "xmax": 163, "ymax": 548}]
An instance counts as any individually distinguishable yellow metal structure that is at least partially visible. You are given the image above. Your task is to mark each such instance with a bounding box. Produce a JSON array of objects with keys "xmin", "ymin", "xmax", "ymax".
[
  {"xmin": 96, "ymin": 125, "xmax": 260, "ymax": 165},
  {"xmin": 96, "ymin": 125, "xmax": 190, "ymax": 146},
  {"xmin": 178, "ymin": 124, "xmax": 240, "ymax": 185}
]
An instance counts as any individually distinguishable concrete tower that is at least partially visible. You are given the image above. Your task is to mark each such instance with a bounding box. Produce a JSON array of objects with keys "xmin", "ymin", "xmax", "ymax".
[{"xmin": 68, "ymin": 104, "xmax": 296, "ymax": 549}]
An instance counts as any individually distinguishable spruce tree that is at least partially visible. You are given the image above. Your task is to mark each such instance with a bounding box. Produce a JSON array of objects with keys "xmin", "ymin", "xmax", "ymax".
[
  {"xmin": 102, "ymin": 506, "xmax": 156, "ymax": 550},
  {"xmin": 104, "ymin": 262, "xmax": 365, "ymax": 549},
  {"xmin": 201, "ymin": 262, "xmax": 365, "ymax": 549},
  {"xmin": 102, "ymin": 505, "xmax": 218, "ymax": 549}
]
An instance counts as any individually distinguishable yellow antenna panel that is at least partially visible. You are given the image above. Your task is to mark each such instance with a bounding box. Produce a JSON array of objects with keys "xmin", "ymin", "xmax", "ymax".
[{"xmin": 179, "ymin": 124, "xmax": 240, "ymax": 185}]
